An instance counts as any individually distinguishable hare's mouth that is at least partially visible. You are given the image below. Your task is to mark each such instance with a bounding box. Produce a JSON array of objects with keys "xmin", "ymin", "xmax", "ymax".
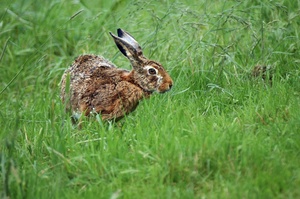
[{"xmin": 158, "ymin": 82, "xmax": 173, "ymax": 93}]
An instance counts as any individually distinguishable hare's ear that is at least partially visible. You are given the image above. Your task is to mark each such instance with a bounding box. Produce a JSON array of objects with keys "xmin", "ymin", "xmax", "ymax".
[{"xmin": 109, "ymin": 29, "xmax": 144, "ymax": 62}]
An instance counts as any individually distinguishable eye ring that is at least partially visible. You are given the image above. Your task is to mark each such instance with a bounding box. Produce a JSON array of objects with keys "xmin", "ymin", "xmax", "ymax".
[{"xmin": 148, "ymin": 68, "xmax": 157, "ymax": 75}]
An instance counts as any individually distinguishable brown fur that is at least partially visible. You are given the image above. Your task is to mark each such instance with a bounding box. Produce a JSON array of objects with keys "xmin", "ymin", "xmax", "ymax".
[{"xmin": 60, "ymin": 29, "xmax": 173, "ymax": 121}]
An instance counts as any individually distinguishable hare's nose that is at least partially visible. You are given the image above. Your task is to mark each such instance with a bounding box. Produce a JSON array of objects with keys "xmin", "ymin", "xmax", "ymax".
[{"xmin": 168, "ymin": 83, "xmax": 173, "ymax": 90}]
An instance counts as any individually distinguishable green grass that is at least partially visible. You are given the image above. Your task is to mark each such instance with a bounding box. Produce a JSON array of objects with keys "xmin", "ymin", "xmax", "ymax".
[{"xmin": 1, "ymin": 0, "xmax": 300, "ymax": 198}]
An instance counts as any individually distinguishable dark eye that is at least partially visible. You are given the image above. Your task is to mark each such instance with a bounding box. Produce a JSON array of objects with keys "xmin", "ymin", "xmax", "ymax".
[{"xmin": 148, "ymin": 68, "xmax": 157, "ymax": 75}]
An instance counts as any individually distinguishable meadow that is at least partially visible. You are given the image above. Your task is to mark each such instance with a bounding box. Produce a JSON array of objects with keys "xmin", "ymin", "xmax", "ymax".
[{"xmin": 1, "ymin": 0, "xmax": 300, "ymax": 198}]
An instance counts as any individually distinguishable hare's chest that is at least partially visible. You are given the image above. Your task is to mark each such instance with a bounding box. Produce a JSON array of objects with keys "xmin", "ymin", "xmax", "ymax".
[{"xmin": 115, "ymin": 81, "xmax": 144, "ymax": 106}]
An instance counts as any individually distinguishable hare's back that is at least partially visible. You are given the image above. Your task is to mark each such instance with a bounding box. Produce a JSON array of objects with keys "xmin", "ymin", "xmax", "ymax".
[
  {"xmin": 61, "ymin": 55, "xmax": 118, "ymax": 106},
  {"xmin": 68, "ymin": 55, "xmax": 116, "ymax": 76}
]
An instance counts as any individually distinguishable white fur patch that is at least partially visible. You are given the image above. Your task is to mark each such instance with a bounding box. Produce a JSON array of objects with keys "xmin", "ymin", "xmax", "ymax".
[{"xmin": 144, "ymin": 65, "xmax": 158, "ymax": 75}]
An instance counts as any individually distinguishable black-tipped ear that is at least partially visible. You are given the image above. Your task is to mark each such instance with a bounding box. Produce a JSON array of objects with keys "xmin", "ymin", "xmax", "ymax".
[
  {"xmin": 117, "ymin": 28, "xmax": 124, "ymax": 37},
  {"xmin": 109, "ymin": 30, "xmax": 143, "ymax": 60},
  {"xmin": 116, "ymin": 29, "xmax": 142, "ymax": 52},
  {"xmin": 109, "ymin": 32, "xmax": 128, "ymax": 57}
]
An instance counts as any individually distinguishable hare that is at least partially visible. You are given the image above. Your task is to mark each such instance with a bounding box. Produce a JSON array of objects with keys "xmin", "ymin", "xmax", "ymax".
[{"xmin": 60, "ymin": 28, "xmax": 173, "ymax": 122}]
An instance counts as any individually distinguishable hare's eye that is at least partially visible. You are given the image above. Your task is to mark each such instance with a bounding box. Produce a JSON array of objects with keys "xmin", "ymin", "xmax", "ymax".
[{"xmin": 148, "ymin": 68, "xmax": 157, "ymax": 75}]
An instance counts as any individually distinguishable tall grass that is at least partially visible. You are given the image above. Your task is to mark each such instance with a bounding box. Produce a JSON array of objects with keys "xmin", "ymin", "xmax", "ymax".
[{"xmin": 1, "ymin": 0, "xmax": 300, "ymax": 198}]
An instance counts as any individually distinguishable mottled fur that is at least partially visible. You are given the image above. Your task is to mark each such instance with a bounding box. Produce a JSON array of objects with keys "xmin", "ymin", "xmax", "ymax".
[
  {"xmin": 60, "ymin": 29, "xmax": 173, "ymax": 121},
  {"xmin": 251, "ymin": 65, "xmax": 273, "ymax": 85}
]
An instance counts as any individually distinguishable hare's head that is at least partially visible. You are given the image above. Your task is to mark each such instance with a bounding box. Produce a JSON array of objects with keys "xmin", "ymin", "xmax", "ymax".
[{"xmin": 110, "ymin": 29, "xmax": 173, "ymax": 93}]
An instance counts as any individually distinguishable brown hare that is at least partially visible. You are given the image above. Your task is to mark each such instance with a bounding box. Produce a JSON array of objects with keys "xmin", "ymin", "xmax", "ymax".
[{"xmin": 60, "ymin": 28, "xmax": 173, "ymax": 122}]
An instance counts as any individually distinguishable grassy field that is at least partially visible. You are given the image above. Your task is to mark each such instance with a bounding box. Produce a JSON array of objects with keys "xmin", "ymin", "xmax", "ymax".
[{"xmin": 1, "ymin": 0, "xmax": 300, "ymax": 198}]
